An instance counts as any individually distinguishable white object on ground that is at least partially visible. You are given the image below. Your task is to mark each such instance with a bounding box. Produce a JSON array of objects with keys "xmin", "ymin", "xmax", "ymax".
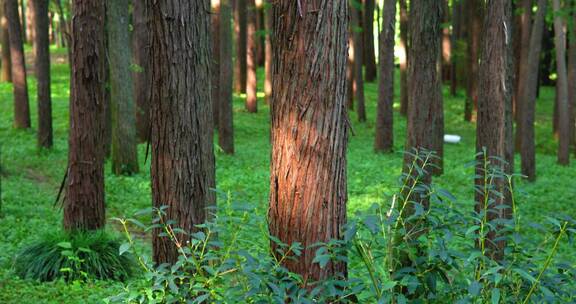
[{"xmin": 444, "ymin": 134, "xmax": 461, "ymax": 144}]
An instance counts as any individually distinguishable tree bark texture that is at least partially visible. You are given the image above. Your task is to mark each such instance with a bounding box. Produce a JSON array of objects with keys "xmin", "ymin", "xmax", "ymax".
[
  {"xmin": 465, "ymin": 0, "xmax": 483, "ymax": 122},
  {"xmin": 132, "ymin": 0, "xmax": 151, "ymax": 143},
  {"xmin": 552, "ymin": 0, "xmax": 570, "ymax": 165},
  {"xmin": 269, "ymin": 0, "xmax": 349, "ymax": 284},
  {"xmin": 351, "ymin": 3, "xmax": 366, "ymax": 122},
  {"xmin": 211, "ymin": 0, "xmax": 221, "ymax": 126},
  {"xmin": 4, "ymin": 0, "xmax": 30, "ymax": 129},
  {"xmin": 32, "ymin": 0, "xmax": 52, "ymax": 148},
  {"xmin": 1, "ymin": 4, "xmax": 11, "ymax": 82},
  {"xmin": 245, "ymin": 0, "xmax": 257, "ymax": 113},
  {"xmin": 399, "ymin": 0, "xmax": 408, "ymax": 116},
  {"xmin": 234, "ymin": 0, "xmax": 247, "ymax": 93},
  {"xmin": 64, "ymin": 0, "xmax": 106, "ymax": 231},
  {"xmin": 374, "ymin": 0, "xmax": 395, "ymax": 153},
  {"xmin": 219, "ymin": 0, "xmax": 234, "ymax": 154},
  {"xmin": 147, "ymin": 0, "xmax": 216, "ymax": 265},
  {"xmin": 363, "ymin": 0, "xmax": 376, "ymax": 82}
]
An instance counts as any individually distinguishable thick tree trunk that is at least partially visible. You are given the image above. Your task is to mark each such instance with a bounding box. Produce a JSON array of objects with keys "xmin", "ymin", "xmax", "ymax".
[
  {"xmin": 351, "ymin": 3, "xmax": 366, "ymax": 122},
  {"xmin": 245, "ymin": 0, "xmax": 257, "ymax": 113},
  {"xmin": 147, "ymin": 0, "xmax": 216, "ymax": 265},
  {"xmin": 514, "ymin": 0, "xmax": 533, "ymax": 151},
  {"xmin": 374, "ymin": 0, "xmax": 395, "ymax": 153},
  {"xmin": 264, "ymin": 2, "xmax": 272, "ymax": 104},
  {"xmin": 5, "ymin": 0, "xmax": 30, "ymax": 129},
  {"xmin": 219, "ymin": 0, "xmax": 234, "ymax": 154},
  {"xmin": 568, "ymin": 7, "xmax": 576, "ymax": 155},
  {"xmin": 211, "ymin": 0, "xmax": 221, "ymax": 126},
  {"xmin": 132, "ymin": 0, "xmax": 150, "ymax": 143},
  {"xmin": 64, "ymin": 0, "xmax": 106, "ymax": 232},
  {"xmin": 465, "ymin": 0, "xmax": 483, "ymax": 122},
  {"xmin": 108, "ymin": 0, "xmax": 139, "ymax": 175},
  {"xmin": 1, "ymin": 5, "xmax": 12, "ymax": 83},
  {"xmin": 475, "ymin": 0, "xmax": 513, "ymax": 261},
  {"xmin": 269, "ymin": 0, "xmax": 349, "ymax": 285},
  {"xmin": 32, "ymin": 0, "xmax": 52, "ymax": 148},
  {"xmin": 399, "ymin": 0, "xmax": 408, "ymax": 116},
  {"xmin": 363, "ymin": 0, "xmax": 377, "ymax": 82},
  {"xmin": 234, "ymin": 0, "xmax": 247, "ymax": 93},
  {"xmin": 519, "ymin": 0, "xmax": 547, "ymax": 182},
  {"xmin": 552, "ymin": 0, "xmax": 570, "ymax": 165}
]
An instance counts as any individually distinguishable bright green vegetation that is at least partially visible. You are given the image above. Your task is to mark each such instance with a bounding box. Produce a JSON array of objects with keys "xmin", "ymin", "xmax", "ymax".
[{"xmin": 0, "ymin": 48, "xmax": 574, "ymax": 303}]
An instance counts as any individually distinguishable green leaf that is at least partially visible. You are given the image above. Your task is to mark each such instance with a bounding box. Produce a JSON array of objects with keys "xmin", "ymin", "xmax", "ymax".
[
  {"xmin": 381, "ymin": 281, "xmax": 397, "ymax": 291},
  {"xmin": 57, "ymin": 242, "xmax": 72, "ymax": 249},
  {"xmin": 491, "ymin": 288, "xmax": 500, "ymax": 304},
  {"xmin": 468, "ymin": 281, "xmax": 481, "ymax": 297},
  {"xmin": 119, "ymin": 242, "xmax": 131, "ymax": 256},
  {"xmin": 513, "ymin": 268, "xmax": 537, "ymax": 283}
]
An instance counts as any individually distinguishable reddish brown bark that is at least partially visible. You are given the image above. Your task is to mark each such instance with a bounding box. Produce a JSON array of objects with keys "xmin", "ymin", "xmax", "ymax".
[
  {"xmin": 269, "ymin": 0, "xmax": 349, "ymax": 284},
  {"xmin": 245, "ymin": 0, "xmax": 257, "ymax": 113},
  {"xmin": 64, "ymin": 0, "xmax": 106, "ymax": 232},
  {"xmin": 351, "ymin": 3, "xmax": 365, "ymax": 122},
  {"xmin": 32, "ymin": 0, "xmax": 52, "ymax": 148},
  {"xmin": 132, "ymin": 0, "xmax": 151, "ymax": 142},
  {"xmin": 219, "ymin": 0, "xmax": 234, "ymax": 154},
  {"xmin": 465, "ymin": 0, "xmax": 483, "ymax": 122},
  {"xmin": 234, "ymin": 0, "xmax": 247, "ymax": 93},
  {"xmin": 514, "ymin": 0, "xmax": 533, "ymax": 151}
]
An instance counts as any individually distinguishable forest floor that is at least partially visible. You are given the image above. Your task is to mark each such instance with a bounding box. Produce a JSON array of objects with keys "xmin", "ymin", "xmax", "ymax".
[{"xmin": 0, "ymin": 48, "xmax": 575, "ymax": 303}]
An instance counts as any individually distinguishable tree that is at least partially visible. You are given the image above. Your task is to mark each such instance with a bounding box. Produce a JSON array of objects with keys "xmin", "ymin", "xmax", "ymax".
[
  {"xmin": 147, "ymin": 0, "xmax": 216, "ymax": 264},
  {"xmin": 32, "ymin": 0, "xmax": 52, "ymax": 148},
  {"xmin": 514, "ymin": 0, "xmax": 533, "ymax": 151},
  {"xmin": 268, "ymin": 0, "xmax": 349, "ymax": 284},
  {"xmin": 351, "ymin": 2, "xmax": 366, "ymax": 122},
  {"xmin": 26, "ymin": 0, "xmax": 35, "ymax": 46},
  {"xmin": 568, "ymin": 2, "xmax": 576, "ymax": 155},
  {"xmin": 107, "ymin": 0, "xmax": 139, "ymax": 175},
  {"xmin": 4, "ymin": 0, "xmax": 30, "ymax": 129},
  {"xmin": 234, "ymin": 0, "xmax": 247, "ymax": 93},
  {"xmin": 519, "ymin": 0, "xmax": 547, "ymax": 182},
  {"xmin": 132, "ymin": 0, "xmax": 150, "ymax": 142},
  {"xmin": 219, "ymin": 0, "xmax": 234, "ymax": 154},
  {"xmin": 450, "ymin": 0, "xmax": 463, "ymax": 96},
  {"xmin": 399, "ymin": 0, "xmax": 408, "ymax": 116},
  {"xmin": 552, "ymin": 0, "xmax": 570, "ymax": 165},
  {"xmin": 475, "ymin": 0, "xmax": 513, "ymax": 261},
  {"xmin": 441, "ymin": 0, "xmax": 452, "ymax": 83},
  {"xmin": 374, "ymin": 0, "xmax": 395, "ymax": 153},
  {"xmin": 211, "ymin": 0, "xmax": 221, "ymax": 126},
  {"xmin": 1, "ymin": 4, "xmax": 11, "ymax": 82},
  {"xmin": 64, "ymin": 0, "xmax": 106, "ymax": 231},
  {"xmin": 465, "ymin": 0, "xmax": 483, "ymax": 122},
  {"xmin": 363, "ymin": 0, "xmax": 377, "ymax": 82},
  {"xmin": 264, "ymin": 0, "xmax": 272, "ymax": 104},
  {"xmin": 245, "ymin": 0, "xmax": 257, "ymax": 113}
]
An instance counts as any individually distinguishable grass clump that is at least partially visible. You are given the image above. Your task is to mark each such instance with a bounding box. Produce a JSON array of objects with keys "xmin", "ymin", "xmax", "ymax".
[{"xmin": 13, "ymin": 230, "xmax": 135, "ymax": 282}]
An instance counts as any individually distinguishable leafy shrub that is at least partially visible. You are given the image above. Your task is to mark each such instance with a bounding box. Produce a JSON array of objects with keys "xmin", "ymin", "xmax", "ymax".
[{"xmin": 13, "ymin": 230, "xmax": 136, "ymax": 282}]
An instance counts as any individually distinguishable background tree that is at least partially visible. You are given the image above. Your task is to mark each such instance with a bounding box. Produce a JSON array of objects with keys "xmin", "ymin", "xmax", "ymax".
[
  {"xmin": 514, "ymin": 0, "xmax": 533, "ymax": 150},
  {"xmin": 568, "ymin": 2, "xmax": 576, "ymax": 155},
  {"xmin": 4, "ymin": 0, "xmax": 30, "ymax": 129},
  {"xmin": 234, "ymin": 0, "xmax": 247, "ymax": 93},
  {"xmin": 552, "ymin": 0, "xmax": 570, "ymax": 165},
  {"xmin": 219, "ymin": 0, "xmax": 234, "ymax": 154},
  {"xmin": 64, "ymin": 0, "xmax": 106, "ymax": 231},
  {"xmin": 1, "ymin": 3, "xmax": 11, "ymax": 82},
  {"xmin": 107, "ymin": 0, "xmax": 139, "ymax": 175},
  {"xmin": 132, "ymin": 0, "xmax": 150, "ymax": 142},
  {"xmin": 211, "ymin": 0, "xmax": 221, "ymax": 126},
  {"xmin": 269, "ymin": 0, "xmax": 349, "ymax": 284},
  {"xmin": 264, "ymin": 0, "xmax": 272, "ymax": 104},
  {"xmin": 399, "ymin": 0, "xmax": 408, "ymax": 116},
  {"xmin": 351, "ymin": 1, "xmax": 366, "ymax": 122},
  {"xmin": 441, "ymin": 0, "xmax": 452, "ymax": 83},
  {"xmin": 465, "ymin": 0, "xmax": 483, "ymax": 122},
  {"xmin": 363, "ymin": 0, "xmax": 376, "ymax": 82},
  {"xmin": 245, "ymin": 0, "xmax": 257, "ymax": 113},
  {"xmin": 374, "ymin": 0, "xmax": 395, "ymax": 153},
  {"xmin": 475, "ymin": 0, "xmax": 513, "ymax": 261},
  {"xmin": 32, "ymin": 0, "xmax": 52, "ymax": 148},
  {"xmin": 519, "ymin": 0, "xmax": 547, "ymax": 182},
  {"xmin": 147, "ymin": 0, "xmax": 216, "ymax": 264}
]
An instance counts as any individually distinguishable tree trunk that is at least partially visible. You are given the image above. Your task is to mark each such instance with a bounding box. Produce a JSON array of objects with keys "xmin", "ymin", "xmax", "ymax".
[
  {"xmin": 568, "ymin": 5, "xmax": 576, "ymax": 156},
  {"xmin": 103, "ymin": 42, "xmax": 112, "ymax": 158},
  {"xmin": 475, "ymin": 0, "xmax": 513, "ymax": 261},
  {"xmin": 465, "ymin": 0, "xmax": 483, "ymax": 122},
  {"xmin": 269, "ymin": 0, "xmax": 349, "ymax": 285},
  {"xmin": 450, "ymin": 0, "xmax": 462, "ymax": 96},
  {"xmin": 347, "ymin": 34, "xmax": 354, "ymax": 110},
  {"xmin": 441, "ymin": 0, "xmax": 451, "ymax": 83},
  {"xmin": 363, "ymin": 0, "xmax": 376, "ymax": 82},
  {"xmin": 32, "ymin": 0, "xmax": 52, "ymax": 148},
  {"xmin": 351, "ymin": 3, "xmax": 366, "ymax": 122},
  {"xmin": 255, "ymin": 1, "xmax": 265, "ymax": 67},
  {"xmin": 26, "ymin": 0, "xmax": 34, "ymax": 46},
  {"xmin": 399, "ymin": 0, "xmax": 408, "ymax": 116},
  {"xmin": 219, "ymin": 0, "xmax": 234, "ymax": 154},
  {"xmin": 5, "ymin": 0, "xmax": 30, "ymax": 129},
  {"xmin": 54, "ymin": 0, "xmax": 67, "ymax": 47},
  {"xmin": 374, "ymin": 0, "xmax": 395, "ymax": 153},
  {"xmin": 108, "ymin": 0, "xmax": 139, "ymax": 175},
  {"xmin": 1, "ymin": 4, "xmax": 12, "ymax": 83},
  {"xmin": 147, "ymin": 0, "xmax": 216, "ymax": 265},
  {"xmin": 234, "ymin": 0, "xmax": 247, "ymax": 93},
  {"xmin": 264, "ymin": 1, "xmax": 272, "ymax": 104},
  {"xmin": 514, "ymin": 0, "xmax": 533, "ymax": 151},
  {"xmin": 19, "ymin": 0, "xmax": 26, "ymax": 42},
  {"xmin": 552, "ymin": 0, "xmax": 570, "ymax": 165},
  {"xmin": 64, "ymin": 0, "xmax": 106, "ymax": 232},
  {"xmin": 132, "ymin": 0, "xmax": 150, "ymax": 143},
  {"xmin": 245, "ymin": 0, "xmax": 257, "ymax": 113},
  {"xmin": 519, "ymin": 0, "xmax": 547, "ymax": 182},
  {"xmin": 211, "ymin": 0, "xmax": 221, "ymax": 127}
]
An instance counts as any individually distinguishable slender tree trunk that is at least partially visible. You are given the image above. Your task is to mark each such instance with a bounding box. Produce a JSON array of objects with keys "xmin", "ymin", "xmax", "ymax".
[
  {"xmin": 441, "ymin": 0, "xmax": 452, "ymax": 83},
  {"xmin": 399, "ymin": 0, "xmax": 408, "ymax": 116},
  {"xmin": 363, "ymin": 0, "xmax": 377, "ymax": 82},
  {"xmin": 465, "ymin": 0, "xmax": 483, "ymax": 122},
  {"xmin": 552, "ymin": 0, "xmax": 570, "ymax": 165},
  {"xmin": 269, "ymin": 0, "xmax": 349, "ymax": 285},
  {"xmin": 64, "ymin": 0, "xmax": 106, "ymax": 231},
  {"xmin": 132, "ymin": 0, "xmax": 150, "ymax": 143},
  {"xmin": 32, "ymin": 0, "xmax": 52, "ymax": 148},
  {"xmin": 568, "ymin": 5, "xmax": 576, "ymax": 155},
  {"xmin": 347, "ymin": 34, "xmax": 354, "ymax": 110},
  {"xmin": 476, "ymin": 0, "xmax": 513, "ymax": 261},
  {"xmin": 234, "ymin": 0, "xmax": 247, "ymax": 93},
  {"xmin": 264, "ymin": 1, "xmax": 272, "ymax": 104},
  {"xmin": 219, "ymin": 0, "xmax": 234, "ymax": 154},
  {"xmin": 351, "ymin": 3, "xmax": 366, "ymax": 122},
  {"xmin": 54, "ymin": 0, "xmax": 67, "ymax": 47},
  {"xmin": 514, "ymin": 0, "xmax": 533, "ymax": 151},
  {"xmin": 1, "ymin": 3, "xmax": 12, "ymax": 82},
  {"xmin": 5, "ymin": 0, "xmax": 30, "ymax": 129},
  {"xmin": 374, "ymin": 0, "xmax": 395, "ymax": 153},
  {"xmin": 19, "ymin": 0, "xmax": 25, "ymax": 42},
  {"xmin": 245, "ymin": 0, "xmax": 257, "ymax": 113},
  {"xmin": 147, "ymin": 0, "xmax": 216, "ymax": 265},
  {"xmin": 450, "ymin": 0, "xmax": 462, "ymax": 96},
  {"xmin": 108, "ymin": 0, "xmax": 139, "ymax": 175},
  {"xmin": 255, "ymin": 1, "xmax": 264, "ymax": 66},
  {"xmin": 26, "ymin": 0, "xmax": 34, "ymax": 46},
  {"xmin": 211, "ymin": 0, "xmax": 221, "ymax": 127},
  {"xmin": 520, "ymin": 0, "xmax": 547, "ymax": 182}
]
